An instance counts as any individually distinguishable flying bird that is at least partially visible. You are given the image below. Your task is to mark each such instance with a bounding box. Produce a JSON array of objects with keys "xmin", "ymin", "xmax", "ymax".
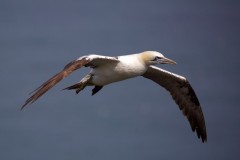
[{"xmin": 21, "ymin": 51, "xmax": 207, "ymax": 142}]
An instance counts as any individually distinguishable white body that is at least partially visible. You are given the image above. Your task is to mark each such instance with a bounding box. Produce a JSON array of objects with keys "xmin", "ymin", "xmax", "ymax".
[{"xmin": 90, "ymin": 54, "xmax": 148, "ymax": 86}]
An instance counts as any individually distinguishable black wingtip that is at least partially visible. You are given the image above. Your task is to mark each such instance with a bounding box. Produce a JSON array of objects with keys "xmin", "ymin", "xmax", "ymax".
[
  {"xmin": 202, "ymin": 134, "xmax": 207, "ymax": 143},
  {"xmin": 201, "ymin": 136, "xmax": 207, "ymax": 143},
  {"xmin": 196, "ymin": 129, "xmax": 207, "ymax": 143},
  {"xmin": 20, "ymin": 102, "xmax": 29, "ymax": 111},
  {"xmin": 20, "ymin": 105, "xmax": 25, "ymax": 111}
]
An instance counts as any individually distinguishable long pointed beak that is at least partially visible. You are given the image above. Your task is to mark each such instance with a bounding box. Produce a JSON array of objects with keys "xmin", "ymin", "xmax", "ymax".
[{"xmin": 160, "ymin": 57, "xmax": 177, "ymax": 65}]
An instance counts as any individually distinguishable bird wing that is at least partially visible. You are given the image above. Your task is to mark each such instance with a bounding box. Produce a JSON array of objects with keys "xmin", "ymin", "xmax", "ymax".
[
  {"xmin": 81, "ymin": 54, "xmax": 120, "ymax": 67},
  {"xmin": 21, "ymin": 55, "xmax": 119, "ymax": 110},
  {"xmin": 142, "ymin": 65, "xmax": 207, "ymax": 142}
]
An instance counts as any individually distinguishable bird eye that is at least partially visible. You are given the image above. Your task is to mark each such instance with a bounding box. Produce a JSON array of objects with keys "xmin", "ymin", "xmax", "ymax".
[{"xmin": 153, "ymin": 56, "xmax": 161, "ymax": 61}]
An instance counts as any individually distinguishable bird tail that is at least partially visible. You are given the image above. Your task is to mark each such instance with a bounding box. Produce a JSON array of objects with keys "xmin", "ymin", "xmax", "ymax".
[
  {"xmin": 62, "ymin": 73, "xmax": 92, "ymax": 94},
  {"xmin": 62, "ymin": 83, "xmax": 85, "ymax": 94}
]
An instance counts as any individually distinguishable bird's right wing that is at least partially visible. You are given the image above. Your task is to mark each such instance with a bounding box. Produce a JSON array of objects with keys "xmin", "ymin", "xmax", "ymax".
[
  {"xmin": 142, "ymin": 65, "xmax": 207, "ymax": 143},
  {"xmin": 21, "ymin": 55, "xmax": 119, "ymax": 110}
]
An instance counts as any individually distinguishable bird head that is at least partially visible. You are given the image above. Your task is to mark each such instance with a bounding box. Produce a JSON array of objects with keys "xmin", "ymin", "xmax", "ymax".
[{"xmin": 139, "ymin": 51, "xmax": 177, "ymax": 66}]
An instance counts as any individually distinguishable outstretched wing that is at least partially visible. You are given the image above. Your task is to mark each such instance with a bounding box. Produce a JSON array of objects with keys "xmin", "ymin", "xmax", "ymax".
[
  {"xmin": 142, "ymin": 66, "xmax": 207, "ymax": 143},
  {"xmin": 21, "ymin": 55, "xmax": 119, "ymax": 110}
]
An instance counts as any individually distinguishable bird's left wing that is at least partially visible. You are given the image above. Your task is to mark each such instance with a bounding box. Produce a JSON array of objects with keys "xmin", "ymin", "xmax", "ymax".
[
  {"xmin": 21, "ymin": 57, "xmax": 90, "ymax": 110},
  {"xmin": 142, "ymin": 66, "xmax": 207, "ymax": 143},
  {"xmin": 21, "ymin": 55, "xmax": 119, "ymax": 110}
]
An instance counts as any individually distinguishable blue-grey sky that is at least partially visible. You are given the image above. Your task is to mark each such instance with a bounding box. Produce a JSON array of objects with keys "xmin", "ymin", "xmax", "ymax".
[{"xmin": 1, "ymin": 0, "xmax": 240, "ymax": 160}]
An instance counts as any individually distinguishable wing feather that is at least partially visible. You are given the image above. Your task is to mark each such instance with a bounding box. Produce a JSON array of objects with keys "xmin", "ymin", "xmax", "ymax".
[
  {"xmin": 142, "ymin": 66, "xmax": 207, "ymax": 142},
  {"xmin": 21, "ymin": 55, "xmax": 120, "ymax": 110},
  {"xmin": 21, "ymin": 57, "xmax": 90, "ymax": 110},
  {"xmin": 21, "ymin": 54, "xmax": 119, "ymax": 110}
]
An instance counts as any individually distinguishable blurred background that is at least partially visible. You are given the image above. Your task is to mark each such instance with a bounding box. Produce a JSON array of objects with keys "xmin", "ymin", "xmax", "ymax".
[{"xmin": 1, "ymin": 0, "xmax": 240, "ymax": 159}]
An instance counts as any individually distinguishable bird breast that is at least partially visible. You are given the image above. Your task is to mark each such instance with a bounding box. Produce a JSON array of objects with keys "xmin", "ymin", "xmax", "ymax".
[{"xmin": 90, "ymin": 55, "xmax": 147, "ymax": 86}]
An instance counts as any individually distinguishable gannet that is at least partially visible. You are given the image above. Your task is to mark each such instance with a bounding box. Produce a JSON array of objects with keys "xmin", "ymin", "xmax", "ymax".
[{"xmin": 21, "ymin": 51, "xmax": 207, "ymax": 142}]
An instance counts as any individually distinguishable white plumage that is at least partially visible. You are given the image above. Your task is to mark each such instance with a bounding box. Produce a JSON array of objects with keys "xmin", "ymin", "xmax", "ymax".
[
  {"xmin": 90, "ymin": 54, "xmax": 147, "ymax": 85},
  {"xmin": 22, "ymin": 51, "xmax": 207, "ymax": 143}
]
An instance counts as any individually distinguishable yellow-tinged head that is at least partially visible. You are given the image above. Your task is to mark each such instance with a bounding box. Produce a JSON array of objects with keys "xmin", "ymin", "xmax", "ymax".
[{"xmin": 139, "ymin": 51, "xmax": 177, "ymax": 66}]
